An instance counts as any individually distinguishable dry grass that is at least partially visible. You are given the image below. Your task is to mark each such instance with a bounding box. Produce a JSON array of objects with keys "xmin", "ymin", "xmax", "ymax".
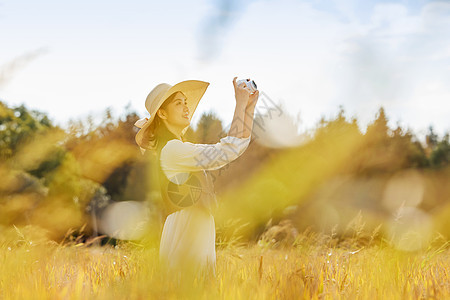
[{"xmin": 0, "ymin": 225, "xmax": 448, "ymax": 300}]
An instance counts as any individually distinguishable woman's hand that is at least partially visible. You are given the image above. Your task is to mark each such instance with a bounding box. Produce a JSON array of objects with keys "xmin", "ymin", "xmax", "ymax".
[
  {"xmin": 233, "ymin": 77, "xmax": 251, "ymax": 106},
  {"xmin": 247, "ymin": 89, "xmax": 259, "ymax": 110}
]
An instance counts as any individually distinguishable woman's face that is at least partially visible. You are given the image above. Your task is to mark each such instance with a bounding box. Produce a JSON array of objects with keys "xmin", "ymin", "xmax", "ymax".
[{"xmin": 158, "ymin": 91, "xmax": 190, "ymax": 129}]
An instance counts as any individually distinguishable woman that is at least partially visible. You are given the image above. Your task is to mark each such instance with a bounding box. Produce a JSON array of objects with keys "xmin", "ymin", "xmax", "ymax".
[{"xmin": 134, "ymin": 77, "xmax": 259, "ymax": 280}]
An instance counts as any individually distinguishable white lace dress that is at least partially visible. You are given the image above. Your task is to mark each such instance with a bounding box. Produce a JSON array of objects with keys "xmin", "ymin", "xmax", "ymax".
[{"xmin": 158, "ymin": 135, "xmax": 251, "ymax": 277}]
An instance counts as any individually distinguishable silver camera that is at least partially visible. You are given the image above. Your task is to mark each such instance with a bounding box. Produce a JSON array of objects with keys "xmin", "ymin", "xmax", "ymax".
[{"xmin": 237, "ymin": 78, "xmax": 257, "ymax": 93}]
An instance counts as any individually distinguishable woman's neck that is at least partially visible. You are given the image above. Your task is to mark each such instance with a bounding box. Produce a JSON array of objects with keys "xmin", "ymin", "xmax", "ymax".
[{"xmin": 162, "ymin": 121, "xmax": 183, "ymax": 140}]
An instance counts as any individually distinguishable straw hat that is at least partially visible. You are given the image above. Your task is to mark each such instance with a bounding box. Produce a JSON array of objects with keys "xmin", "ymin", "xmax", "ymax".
[{"xmin": 134, "ymin": 80, "xmax": 210, "ymax": 150}]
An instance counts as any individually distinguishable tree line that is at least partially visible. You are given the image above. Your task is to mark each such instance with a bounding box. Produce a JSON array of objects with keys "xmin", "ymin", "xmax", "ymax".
[{"xmin": 0, "ymin": 100, "xmax": 449, "ymax": 241}]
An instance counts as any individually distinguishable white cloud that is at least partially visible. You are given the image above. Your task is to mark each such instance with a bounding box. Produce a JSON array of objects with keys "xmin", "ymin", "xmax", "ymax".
[{"xmin": 334, "ymin": 1, "xmax": 450, "ymax": 134}]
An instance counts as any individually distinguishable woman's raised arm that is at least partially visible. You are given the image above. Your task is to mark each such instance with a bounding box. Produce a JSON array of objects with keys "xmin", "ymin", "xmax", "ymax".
[
  {"xmin": 228, "ymin": 77, "xmax": 253, "ymax": 139},
  {"xmin": 242, "ymin": 89, "xmax": 259, "ymax": 138}
]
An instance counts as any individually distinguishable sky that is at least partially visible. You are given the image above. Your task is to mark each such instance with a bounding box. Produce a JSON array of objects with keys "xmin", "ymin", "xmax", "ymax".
[{"xmin": 1, "ymin": 0, "xmax": 449, "ymax": 138}]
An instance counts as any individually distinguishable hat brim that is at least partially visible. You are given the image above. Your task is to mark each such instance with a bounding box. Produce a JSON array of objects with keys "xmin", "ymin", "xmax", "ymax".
[{"xmin": 135, "ymin": 80, "xmax": 209, "ymax": 150}]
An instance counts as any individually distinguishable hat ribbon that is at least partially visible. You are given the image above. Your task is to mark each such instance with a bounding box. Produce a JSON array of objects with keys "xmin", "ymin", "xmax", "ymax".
[{"xmin": 134, "ymin": 117, "xmax": 149, "ymax": 128}]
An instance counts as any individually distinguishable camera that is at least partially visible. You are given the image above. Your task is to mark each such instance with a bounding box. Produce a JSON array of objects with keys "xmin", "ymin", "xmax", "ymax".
[{"xmin": 237, "ymin": 78, "xmax": 257, "ymax": 93}]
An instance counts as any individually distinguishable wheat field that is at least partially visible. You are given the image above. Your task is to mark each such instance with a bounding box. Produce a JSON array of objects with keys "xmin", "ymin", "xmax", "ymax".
[{"xmin": 0, "ymin": 224, "xmax": 448, "ymax": 300}]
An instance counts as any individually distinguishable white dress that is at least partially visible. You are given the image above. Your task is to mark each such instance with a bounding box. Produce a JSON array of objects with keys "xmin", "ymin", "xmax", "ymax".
[{"xmin": 158, "ymin": 135, "xmax": 251, "ymax": 278}]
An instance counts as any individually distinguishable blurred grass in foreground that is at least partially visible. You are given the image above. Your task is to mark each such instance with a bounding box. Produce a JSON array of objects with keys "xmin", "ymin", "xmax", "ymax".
[{"xmin": 0, "ymin": 224, "xmax": 448, "ymax": 299}]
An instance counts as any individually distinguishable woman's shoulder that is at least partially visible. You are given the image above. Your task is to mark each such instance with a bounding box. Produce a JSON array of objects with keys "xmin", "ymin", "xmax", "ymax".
[
  {"xmin": 160, "ymin": 138, "xmax": 187, "ymax": 154},
  {"xmin": 159, "ymin": 139, "xmax": 191, "ymax": 163}
]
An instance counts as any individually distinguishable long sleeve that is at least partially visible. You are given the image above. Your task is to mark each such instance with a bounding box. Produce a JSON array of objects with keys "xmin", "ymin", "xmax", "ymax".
[{"xmin": 160, "ymin": 135, "xmax": 251, "ymax": 178}]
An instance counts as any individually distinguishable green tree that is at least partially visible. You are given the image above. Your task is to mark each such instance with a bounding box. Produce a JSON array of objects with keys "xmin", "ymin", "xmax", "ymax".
[
  {"xmin": 430, "ymin": 133, "xmax": 450, "ymax": 168},
  {"xmin": 0, "ymin": 102, "xmax": 54, "ymax": 159},
  {"xmin": 193, "ymin": 110, "xmax": 224, "ymax": 143},
  {"xmin": 426, "ymin": 126, "xmax": 439, "ymax": 151},
  {"xmin": 349, "ymin": 107, "xmax": 428, "ymax": 174},
  {"xmin": 365, "ymin": 107, "xmax": 389, "ymax": 141}
]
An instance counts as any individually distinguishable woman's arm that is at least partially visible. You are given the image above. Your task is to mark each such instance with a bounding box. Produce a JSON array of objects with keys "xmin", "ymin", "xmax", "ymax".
[
  {"xmin": 228, "ymin": 77, "xmax": 251, "ymax": 139},
  {"xmin": 160, "ymin": 135, "xmax": 251, "ymax": 173},
  {"xmin": 228, "ymin": 103, "xmax": 247, "ymax": 138},
  {"xmin": 242, "ymin": 91, "xmax": 259, "ymax": 138}
]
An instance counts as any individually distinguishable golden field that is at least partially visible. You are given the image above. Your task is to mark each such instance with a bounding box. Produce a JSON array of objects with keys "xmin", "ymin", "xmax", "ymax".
[
  {"xmin": 1, "ymin": 101, "xmax": 449, "ymax": 299},
  {"xmin": 0, "ymin": 225, "xmax": 448, "ymax": 300}
]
